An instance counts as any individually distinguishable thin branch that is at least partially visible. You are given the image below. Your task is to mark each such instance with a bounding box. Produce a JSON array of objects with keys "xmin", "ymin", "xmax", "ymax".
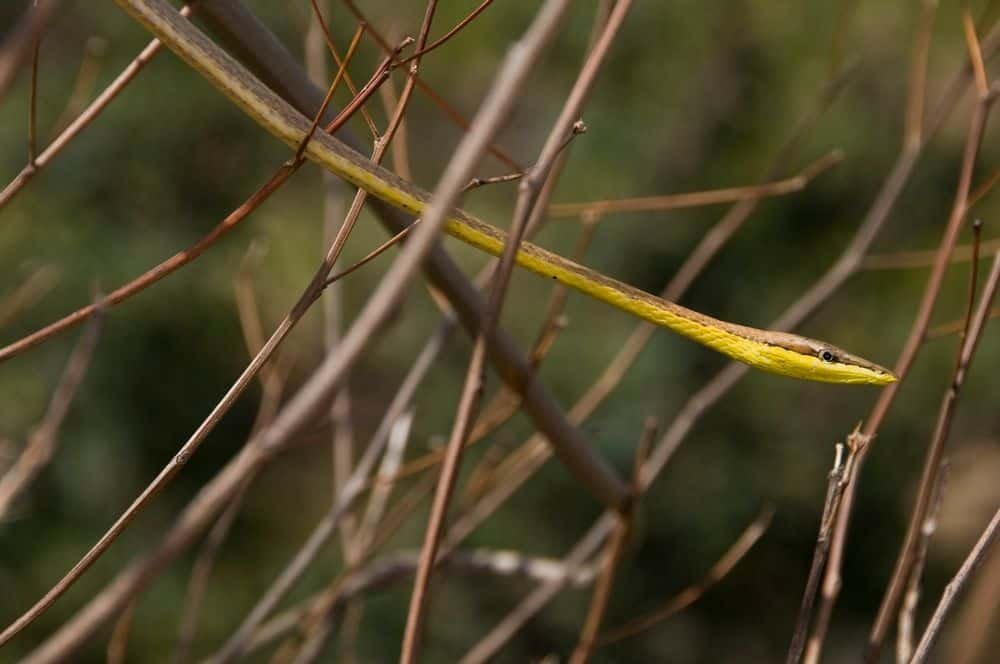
[
  {"xmin": 339, "ymin": 0, "xmax": 522, "ymax": 171},
  {"xmin": 397, "ymin": 0, "xmax": 495, "ymax": 65},
  {"xmin": 864, "ymin": 87, "xmax": 997, "ymax": 664},
  {"xmin": 0, "ymin": 0, "xmax": 61, "ymax": 104},
  {"xmin": 903, "ymin": 0, "xmax": 936, "ymax": 148},
  {"xmin": 786, "ymin": 430, "xmax": 869, "ymax": 664},
  {"xmin": 354, "ymin": 411, "xmax": 415, "ymax": 555},
  {"xmin": 0, "ymin": 5, "xmax": 192, "ymax": 212},
  {"xmin": 548, "ymin": 149, "xmax": 843, "ymax": 219},
  {"xmin": 910, "ymin": 507, "xmax": 1000, "ymax": 663},
  {"xmin": 599, "ymin": 506, "xmax": 774, "ymax": 647},
  {"xmin": 400, "ymin": 2, "xmax": 592, "ymax": 658},
  {"xmin": 172, "ymin": 258, "xmax": 289, "ymax": 663},
  {"xmin": 28, "ymin": 37, "xmax": 40, "ymax": 165},
  {"xmin": 967, "ymin": 165, "xmax": 1000, "ymax": 208},
  {"xmin": 927, "ymin": 307, "xmax": 1000, "ymax": 339},
  {"xmin": 301, "ymin": 6, "xmax": 372, "ymax": 575},
  {"xmin": 446, "ymin": 60, "xmax": 859, "ymax": 566},
  {"xmin": 570, "ymin": 418, "xmax": 656, "ymax": 664},
  {"xmin": 867, "ymin": 250, "xmax": 1000, "ymax": 661},
  {"xmin": 0, "ymin": 265, "xmax": 60, "ymax": 329},
  {"xmin": 459, "ymin": 522, "xmax": 613, "ymax": 664},
  {"xmin": 208, "ymin": 11, "xmax": 438, "ymax": 657},
  {"xmin": 462, "ymin": 219, "xmax": 598, "ymax": 496},
  {"xmin": 862, "ymin": 237, "xmax": 1000, "ymax": 270},
  {"xmin": 47, "ymin": 36, "xmax": 107, "ymax": 137},
  {"xmin": 941, "ymin": 532, "xmax": 1000, "ymax": 664},
  {"xmin": 0, "ymin": 38, "xmax": 375, "ymax": 645},
  {"xmin": 246, "ymin": 545, "xmax": 600, "ymax": 658},
  {"xmin": 453, "ymin": 22, "xmax": 999, "ymax": 663},
  {"xmin": 813, "ymin": 23, "xmax": 999, "ymax": 660},
  {"xmin": 306, "ymin": 0, "xmax": 379, "ymax": 138},
  {"xmin": 963, "ymin": 9, "xmax": 990, "ymax": 97},
  {"xmin": 463, "ymin": 171, "xmax": 523, "ymax": 192},
  {"xmin": 273, "ymin": 333, "xmax": 450, "ymax": 661},
  {"xmin": 172, "ymin": 481, "xmax": 252, "ymax": 664},
  {"xmin": 105, "ymin": 601, "xmax": 135, "ymax": 664},
  {"xmin": 378, "ymin": 74, "xmax": 413, "ymax": 181},
  {"xmin": 322, "ymin": 222, "xmax": 419, "ymax": 288},
  {"xmin": 294, "ymin": 21, "xmax": 366, "ymax": 163},
  {"xmin": 0, "ymin": 312, "xmax": 102, "ymax": 519},
  {"xmin": 896, "ymin": 462, "xmax": 947, "ymax": 664},
  {"xmin": 186, "ymin": 2, "xmax": 631, "ymax": 521}
]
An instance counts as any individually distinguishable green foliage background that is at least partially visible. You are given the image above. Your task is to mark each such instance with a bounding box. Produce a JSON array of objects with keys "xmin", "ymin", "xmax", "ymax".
[{"xmin": 1, "ymin": 1, "xmax": 998, "ymax": 662}]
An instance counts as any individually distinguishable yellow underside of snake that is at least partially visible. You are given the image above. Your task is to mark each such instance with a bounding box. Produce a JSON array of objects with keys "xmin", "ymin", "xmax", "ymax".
[{"xmin": 117, "ymin": 0, "xmax": 897, "ymax": 386}]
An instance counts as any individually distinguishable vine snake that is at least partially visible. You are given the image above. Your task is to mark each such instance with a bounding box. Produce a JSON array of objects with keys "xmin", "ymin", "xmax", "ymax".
[{"xmin": 117, "ymin": 0, "xmax": 896, "ymax": 386}]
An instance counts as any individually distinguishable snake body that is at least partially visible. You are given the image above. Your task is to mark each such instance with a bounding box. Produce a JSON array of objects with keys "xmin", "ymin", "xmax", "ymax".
[{"xmin": 116, "ymin": 0, "xmax": 896, "ymax": 385}]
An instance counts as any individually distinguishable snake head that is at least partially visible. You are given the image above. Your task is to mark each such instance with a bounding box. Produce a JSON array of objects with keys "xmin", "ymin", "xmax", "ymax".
[{"xmin": 757, "ymin": 332, "xmax": 898, "ymax": 385}]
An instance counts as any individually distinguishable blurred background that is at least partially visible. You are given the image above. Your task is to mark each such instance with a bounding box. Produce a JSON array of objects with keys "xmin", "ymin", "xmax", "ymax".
[{"xmin": 1, "ymin": 1, "xmax": 998, "ymax": 662}]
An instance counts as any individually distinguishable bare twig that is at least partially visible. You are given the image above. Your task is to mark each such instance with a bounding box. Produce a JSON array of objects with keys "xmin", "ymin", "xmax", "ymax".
[
  {"xmin": 599, "ymin": 506, "xmax": 774, "ymax": 647},
  {"xmin": 927, "ymin": 306, "xmax": 1000, "ymax": 339},
  {"xmin": 338, "ymin": 0, "xmax": 523, "ymax": 171},
  {"xmin": 463, "ymin": 171, "xmax": 523, "ymax": 191},
  {"xmin": 0, "ymin": 5, "xmax": 192, "ymax": 212},
  {"xmin": 910, "ymin": 507, "xmax": 1000, "ymax": 663},
  {"xmin": 548, "ymin": 149, "xmax": 843, "ymax": 219},
  {"xmin": 812, "ymin": 22, "xmax": 999, "ymax": 660},
  {"xmin": 305, "ymin": 0, "xmax": 378, "ymax": 138},
  {"xmin": 400, "ymin": 2, "xmax": 597, "ymax": 659},
  {"xmin": 172, "ymin": 258, "xmax": 289, "ymax": 663},
  {"xmin": 787, "ymin": 430, "xmax": 869, "ymax": 664},
  {"xmin": 0, "ymin": 312, "xmax": 102, "ymax": 519},
  {"xmin": 0, "ymin": 0, "xmax": 61, "ymax": 103},
  {"xmin": 454, "ymin": 22, "xmax": 999, "ymax": 663},
  {"xmin": 245, "ymin": 320, "xmax": 454, "ymax": 662},
  {"xmin": 378, "ymin": 75, "xmax": 413, "ymax": 181},
  {"xmin": 446, "ymin": 60, "xmax": 857, "ymax": 570},
  {"xmin": 322, "ymin": 222, "xmax": 420, "ymax": 288},
  {"xmin": 897, "ymin": 463, "xmax": 947, "ymax": 664},
  {"xmin": 0, "ymin": 265, "xmax": 60, "ymax": 329},
  {"xmin": 459, "ymin": 522, "xmax": 612, "ymax": 664},
  {"xmin": 105, "ymin": 601, "xmax": 135, "ymax": 664},
  {"xmin": 208, "ymin": 6, "xmax": 440, "ymax": 658},
  {"xmin": 355, "ymin": 411, "xmax": 415, "ymax": 554},
  {"xmin": 868, "ymin": 249, "xmax": 1000, "ymax": 661},
  {"xmin": 396, "ymin": 0, "xmax": 495, "ymax": 65},
  {"xmin": 48, "ymin": 36, "xmax": 107, "ymax": 137},
  {"xmin": 0, "ymin": 28, "xmax": 371, "ymax": 645},
  {"xmin": 964, "ymin": 9, "xmax": 990, "ymax": 96},
  {"xmin": 862, "ymin": 237, "xmax": 1000, "ymax": 270},
  {"xmin": 246, "ymin": 544, "xmax": 600, "ymax": 658},
  {"xmin": 903, "ymin": 0, "xmax": 937, "ymax": 148},
  {"xmin": 570, "ymin": 418, "xmax": 656, "ymax": 664},
  {"xmin": 305, "ymin": 3, "xmax": 367, "ymax": 575},
  {"xmin": 28, "ymin": 37, "xmax": 40, "ymax": 165},
  {"xmin": 193, "ymin": 0, "xmax": 632, "ymax": 515},
  {"xmin": 864, "ymin": 79, "xmax": 997, "ymax": 663},
  {"xmin": 943, "ymin": 535, "xmax": 1000, "ymax": 664}
]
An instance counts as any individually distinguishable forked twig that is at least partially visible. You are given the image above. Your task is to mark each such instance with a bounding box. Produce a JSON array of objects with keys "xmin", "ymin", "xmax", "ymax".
[{"xmin": 787, "ymin": 430, "xmax": 869, "ymax": 664}]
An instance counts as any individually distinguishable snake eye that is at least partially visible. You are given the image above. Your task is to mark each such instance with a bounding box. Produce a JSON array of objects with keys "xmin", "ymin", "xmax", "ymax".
[{"xmin": 819, "ymin": 350, "xmax": 837, "ymax": 363}]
